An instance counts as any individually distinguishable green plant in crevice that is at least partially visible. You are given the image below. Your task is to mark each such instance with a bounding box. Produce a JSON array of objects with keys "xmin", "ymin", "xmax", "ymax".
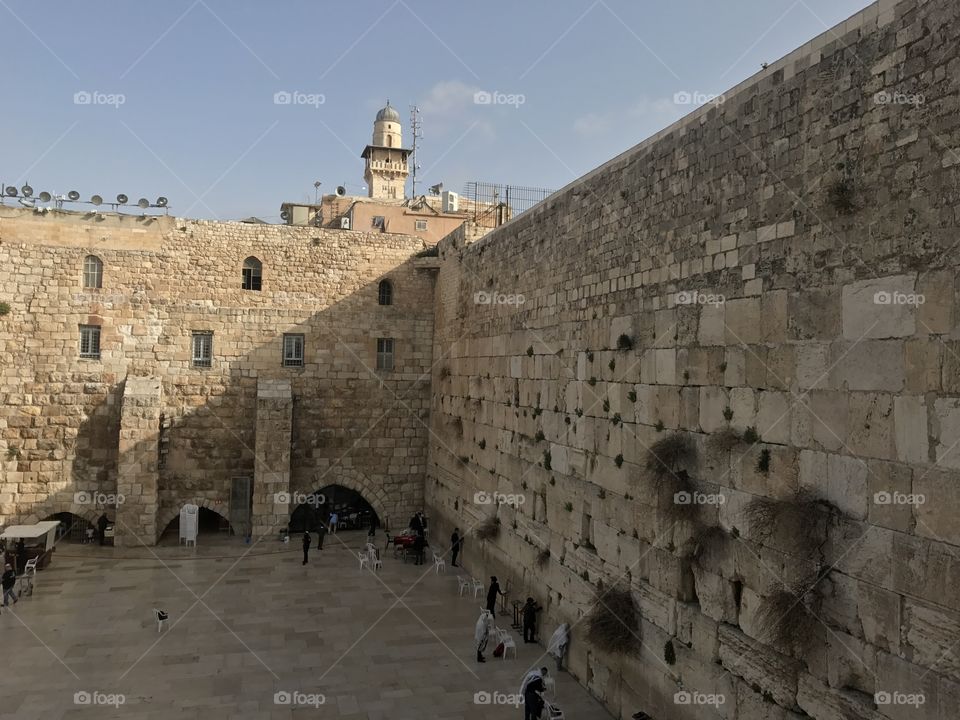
[
  {"xmin": 654, "ymin": 420, "xmax": 665, "ymax": 432},
  {"xmin": 723, "ymin": 406, "xmax": 734, "ymax": 422},
  {"xmin": 743, "ymin": 426, "xmax": 759, "ymax": 444},
  {"xmin": 588, "ymin": 377, "xmax": 597, "ymax": 386},
  {"xmin": 535, "ymin": 430, "xmax": 545, "ymax": 442},
  {"xmin": 527, "ymin": 346, "xmax": 534, "ymax": 357},
  {"xmin": 564, "ymin": 501, "xmax": 573, "ymax": 512},
  {"xmin": 627, "ymin": 390, "xmax": 637, "ymax": 403},
  {"xmin": 616, "ymin": 334, "xmax": 633, "ymax": 351},
  {"xmin": 602, "ymin": 399, "xmax": 610, "ymax": 413},
  {"xmin": 608, "ymin": 358, "xmax": 616, "ymax": 372},
  {"xmin": 543, "ymin": 450, "xmax": 552, "ymax": 470},
  {"xmin": 757, "ymin": 448, "xmax": 771, "ymax": 474}
]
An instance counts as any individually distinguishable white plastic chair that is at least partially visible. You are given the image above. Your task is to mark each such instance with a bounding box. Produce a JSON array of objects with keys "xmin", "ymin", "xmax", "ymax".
[
  {"xmin": 471, "ymin": 577, "xmax": 484, "ymax": 598},
  {"xmin": 368, "ymin": 548, "xmax": 382, "ymax": 571},
  {"xmin": 154, "ymin": 608, "xmax": 169, "ymax": 633},
  {"xmin": 457, "ymin": 576, "xmax": 470, "ymax": 596},
  {"xmin": 545, "ymin": 700, "xmax": 564, "ymax": 719},
  {"xmin": 21, "ymin": 558, "xmax": 37, "ymax": 596},
  {"xmin": 433, "ymin": 553, "xmax": 446, "ymax": 574},
  {"xmin": 358, "ymin": 551, "xmax": 369, "ymax": 570}
]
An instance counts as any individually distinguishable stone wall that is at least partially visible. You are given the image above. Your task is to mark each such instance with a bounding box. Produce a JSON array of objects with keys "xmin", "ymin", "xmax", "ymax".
[
  {"xmin": 426, "ymin": 0, "xmax": 960, "ymax": 718},
  {"xmin": 0, "ymin": 207, "xmax": 436, "ymax": 541}
]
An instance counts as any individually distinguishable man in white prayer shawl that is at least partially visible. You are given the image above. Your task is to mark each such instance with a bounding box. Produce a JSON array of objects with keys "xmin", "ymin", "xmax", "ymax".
[
  {"xmin": 475, "ymin": 609, "xmax": 494, "ymax": 662},
  {"xmin": 547, "ymin": 623, "xmax": 570, "ymax": 670}
]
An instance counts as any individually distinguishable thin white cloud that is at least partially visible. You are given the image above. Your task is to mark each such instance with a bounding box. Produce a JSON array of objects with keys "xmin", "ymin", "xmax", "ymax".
[
  {"xmin": 573, "ymin": 96, "xmax": 679, "ymax": 137},
  {"xmin": 420, "ymin": 80, "xmax": 482, "ymax": 116}
]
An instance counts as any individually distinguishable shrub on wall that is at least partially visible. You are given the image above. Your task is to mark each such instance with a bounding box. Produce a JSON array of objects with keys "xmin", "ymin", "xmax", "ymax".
[
  {"xmin": 586, "ymin": 585, "xmax": 640, "ymax": 656},
  {"xmin": 616, "ymin": 334, "xmax": 633, "ymax": 351},
  {"xmin": 0, "ymin": 302, "xmax": 10, "ymax": 317},
  {"xmin": 536, "ymin": 548, "xmax": 551, "ymax": 567},
  {"xmin": 476, "ymin": 515, "xmax": 501, "ymax": 541}
]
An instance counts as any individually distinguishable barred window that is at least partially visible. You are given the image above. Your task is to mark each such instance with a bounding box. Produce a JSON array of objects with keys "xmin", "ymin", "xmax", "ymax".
[
  {"xmin": 283, "ymin": 334, "xmax": 304, "ymax": 367},
  {"xmin": 192, "ymin": 332, "xmax": 213, "ymax": 368},
  {"xmin": 79, "ymin": 325, "xmax": 101, "ymax": 359},
  {"xmin": 83, "ymin": 255, "xmax": 103, "ymax": 289},
  {"xmin": 376, "ymin": 337, "xmax": 394, "ymax": 371},
  {"xmin": 415, "ymin": 219, "xmax": 428, "ymax": 231},
  {"xmin": 378, "ymin": 280, "xmax": 393, "ymax": 306}
]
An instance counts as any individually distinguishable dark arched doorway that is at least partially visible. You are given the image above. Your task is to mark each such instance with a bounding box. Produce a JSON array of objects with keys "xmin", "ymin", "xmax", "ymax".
[
  {"xmin": 288, "ymin": 484, "xmax": 379, "ymax": 533},
  {"xmin": 45, "ymin": 512, "xmax": 96, "ymax": 543},
  {"xmin": 158, "ymin": 507, "xmax": 231, "ymax": 543}
]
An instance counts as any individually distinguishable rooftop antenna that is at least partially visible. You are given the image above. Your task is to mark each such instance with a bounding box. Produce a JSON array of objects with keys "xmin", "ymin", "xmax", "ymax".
[
  {"xmin": 409, "ymin": 104, "xmax": 422, "ymax": 197},
  {"xmin": 314, "ymin": 181, "xmax": 322, "ymax": 203}
]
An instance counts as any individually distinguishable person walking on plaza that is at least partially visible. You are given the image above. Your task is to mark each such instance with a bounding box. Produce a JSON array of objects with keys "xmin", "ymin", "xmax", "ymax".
[
  {"xmin": 450, "ymin": 527, "xmax": 462, "ymax": 567},
  {"xmin": 328, "ymin": 511, "xmax": 338, "ymax": 534},
  {"xmin": 15, "ymin": 539, "xmax": 26, "ymax": 574},
  {"xmin": 316, "ymin": 521, "xmax": 327, "ymax": 550},
  {"xmin": 2, "ymin": 563, "xmax": 18, "ymax": 607},
  {"xmin": 474, "ymin": 609, "xmax": 494, "ymax": 663},
  {"xmin": 486, "ymin": 576, "xmax": 505, "ymax": 618},
  {"xmin": 522, "ymin": 597, "xmax": 542, "ymax": 643},
  {"xmin": 97, "ymin": 514, "xmax": 109, "ymax": 546},
  {"xmin": 412, "ymin": 532, "xmax": 426, "ymax": 565},
  {"xmin": 301, "ymin": 531, "xmax": 311, "ymax": 565}
]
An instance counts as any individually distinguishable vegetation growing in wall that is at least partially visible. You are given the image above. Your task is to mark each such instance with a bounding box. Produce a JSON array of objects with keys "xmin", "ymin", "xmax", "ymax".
[
  {"xmin": 439, "ymin": 366, "xmax": 451, "ymax": 379},
  {"xmin": 614, "ymin": 454, "xmax": 624, "ymax": 468},
  {"xmin": 588, "ymin": 377, "xmax": 597, "ymax": 386},
  {"xmin": 757, "ymin": 448, "xmax": 771, "ymax": 474},
  {"xmin": 627, "ymin": 390, "xmax": 637, "ymax": 403},
  {"xmin": 586, "ymin": 351, "xmax": 594, "ymax": 362},
  {"xmin": 6, "ymin": 447, "xmax": 21, "ymax": 460},
  {"xmin": 723, "ymin": 406, "xmax": 734, "ymax": 422},
  {"xmin": 756, "ymin": 582, "xmax": 821, "ymax": 654},
  {"xmin": 709, "ymin": 427, "xmax": 744, "ymax": 451},
  {"xmin": 602, "ymin": 399, "xmax": 610, "ymax": 412},
  {"xmin": 616, "ymin": 334, "xmax": 633, "ymax": 351},
  {"xmin": 535, "ymin": 430, "xmax": 545, "ymax": 442},
  {"xmin": 478, "ymin": 438, "xmax": 486, "ymax": 449},
  {"xmin": 476, "ymin": 515, "xmax": 501, "ymax": 541},
  {"xmin": 742, "ymin": 426, "xmax": 759, "ymax": 444},
  {"xmin": 537, "ymin": 548, "xmax": 551, "ymax": 567},
  {"xmin": 527, "ymin": 346, "xmax": 534, "ymax": 357},
  {"xmin": 826, "ymin": 176, "xmax": 856, "ymax": 214},
  {"xmin": 586, "ymin": 585, "xmax": 640, "ymax": 656},
  {"xmin": 564, "ymin": 502, "xmax": 573, "ymax": 512},
  {"xmin": 646, "ymin": 433, "xmax": 694, "ymax": 481},
  {"xmin": 543, "ymin": 450, "xmax": 552, "ymax": 470},
  {"xmin": 608, "ymin": 358, "xmax": 616, "ymax": 372},
  {"xmin": 742, "ymin": 491, "xmax": 840, "ymax": 555},
  {"xmin": 654, "ymin": 420, "xmax": 665, "ymax": 432},
  {"xmin": 0, "ymin": 302, "xmax": 10, "ymax": 317}
]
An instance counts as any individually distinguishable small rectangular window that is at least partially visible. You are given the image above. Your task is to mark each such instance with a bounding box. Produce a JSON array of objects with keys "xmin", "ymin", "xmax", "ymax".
[
  {"xmin": 376, "ymin": 337, "xmax": 394, "ymax": 371},
  {"xmin": 192, "ymin": 332, "xmax": 213, "ymax": 368},
  {"xmin": 372, "ymin": 216, "xmax": 385, "ymax": 229},
  {"xmin": 415, "ymin": 219, "xmax": 428, "ymax": 231},
  {"xmin": 79, "ymin": 325, "xmax": 101, "ymax": 359},
  {"xmin": 283, "ymin": 334, "xmax": 304, "ymax": 367}
]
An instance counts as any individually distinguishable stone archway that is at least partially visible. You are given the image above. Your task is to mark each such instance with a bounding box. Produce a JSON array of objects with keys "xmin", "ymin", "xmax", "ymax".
[
  {"xmin": 309, "ymin": 466, "xmax": 391, "ymax": 529},
  {"xmin": 156, "ymin": 497, "xmax": 232, "ymax": 539},
  {"xmin": 6, "ymin": 497, "xmax": 104, "ymax": 530}
]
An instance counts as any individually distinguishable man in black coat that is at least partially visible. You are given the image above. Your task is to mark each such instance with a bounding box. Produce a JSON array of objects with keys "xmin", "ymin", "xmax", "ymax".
[
  {"xmin": 523, "ymin": 668, "xmax": 547, "ymax": 720},
  {"xmin": 450, "ymin": 528, "xmax": 462, "ymax": 567},
  {"xmin": 486, "ymin": 576, "xmax": 505, "ymax": 617},
  {"xmin": 301, "ymin": 531, "xmax": 311, "ymax": 565},
  {"xmin": 522, "ymin": 596, "xmax": 542, "ymax": 643}
]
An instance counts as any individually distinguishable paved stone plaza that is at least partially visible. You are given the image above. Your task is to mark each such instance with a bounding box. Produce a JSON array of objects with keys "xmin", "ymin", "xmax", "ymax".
[{"xmin": 0, "ymin": 531, "xmax": 612, "ymax": 720}]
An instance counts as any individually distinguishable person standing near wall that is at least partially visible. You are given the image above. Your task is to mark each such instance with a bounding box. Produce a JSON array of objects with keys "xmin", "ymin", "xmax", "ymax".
[
  {"xmin": 486, "ymin": 576, "xmax": 505, "ymax": 618},
  {"xmin": 522, "ymin": 597, "xmax": 542, "ymax": 643},
  {"xmin": 1, "ymin": 563, "xmax": 18, "ymax": 607},
  {"xmin": 474, "ymin": 609, "xmax": 493, "ymax": 663},
  {"xmin": 450, "ymin": 527, "xmax": 462, "ymax": 567},
  {"xmin": 316, "ymin": 521, "xmax": 326, "ymax": 550}
]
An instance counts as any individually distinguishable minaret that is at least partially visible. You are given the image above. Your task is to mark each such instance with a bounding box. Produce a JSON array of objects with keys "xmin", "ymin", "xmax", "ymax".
[{"xmin": 361, "ymin": 101, "xmax": 411, "ymax": 200}]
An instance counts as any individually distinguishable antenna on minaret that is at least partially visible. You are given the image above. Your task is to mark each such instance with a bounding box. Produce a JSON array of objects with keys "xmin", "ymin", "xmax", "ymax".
[{"xmin": 409, "ymin": 104, "xmax": 422, "ymax": 198}]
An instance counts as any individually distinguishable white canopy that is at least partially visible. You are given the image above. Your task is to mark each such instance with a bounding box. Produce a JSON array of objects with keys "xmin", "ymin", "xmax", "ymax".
[
  {"xmin": 2, "ymin": 521, "xmax": 60, "ymax": 539},
  {"xmin": 2, "ymin": 521, "xmax": 60, "ymax": 550}
]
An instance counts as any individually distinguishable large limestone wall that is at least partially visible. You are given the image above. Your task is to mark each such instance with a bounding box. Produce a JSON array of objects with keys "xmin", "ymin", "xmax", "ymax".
[
  {"xmin": 427, "ymin": 0, "xmax": 960, "ymax": 718},
  {"xmin": 0, "ymin": 208, "xmax": 435, "ymax": 540}
]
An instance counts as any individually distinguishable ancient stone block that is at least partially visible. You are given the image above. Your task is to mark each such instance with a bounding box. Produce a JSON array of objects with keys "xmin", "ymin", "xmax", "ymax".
[{"xmin": 841, "ymin": 274, "xmax": 918, "ymax": 339}]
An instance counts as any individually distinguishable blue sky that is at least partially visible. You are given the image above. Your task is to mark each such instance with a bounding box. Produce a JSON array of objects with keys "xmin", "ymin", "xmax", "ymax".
[{"xmin": 0, "ymin": 0, "xmax": 871, "ymax": 221}]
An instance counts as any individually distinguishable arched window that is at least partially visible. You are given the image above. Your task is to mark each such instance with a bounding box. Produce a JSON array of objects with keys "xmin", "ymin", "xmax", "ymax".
[
  {"xmin": 378, "ymin": 280, "xmax": 393, "ymax": 306},
  {"xmin": 242, "ymin": 257, "xmax": 262, "ymax": 291},
  {"xmin": 83, "ymin": 255, "xmax": 103, "ymax": 289}
]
